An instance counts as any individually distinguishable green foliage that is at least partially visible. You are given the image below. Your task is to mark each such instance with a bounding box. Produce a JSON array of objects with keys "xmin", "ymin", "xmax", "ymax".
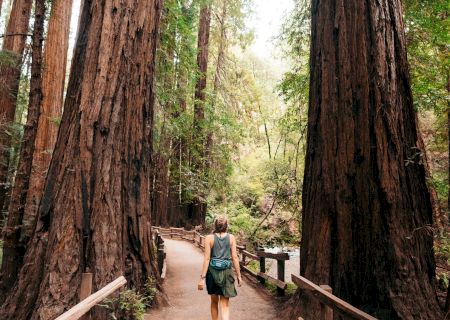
[
  {"xmin": 0, "ymin": 50, "xmax": 19, "ymax": 69},
  {"xmin": 435, "ymin": 232, "xmax": 450, "ymax": 291},
  {"xmin": 405, "ymin": 0, "xmax": 449, "ymax": 114},
  {"xmin": 99, "ymin": 277, "xmax": 158, "ymax": 320},
  {"xmin": 430, "ymin": 172, "xmax": 448, "ymax": 201},
  {"xmin": 143, "ymin": 276, "xmax": 158, "ymax": 304},
  {"xmin": 246, "ymin": 260, "xmax": 259, "ymax": 273},
  {"xmin": 285, "ymin": 282, "xmax": 298, "ymax": 295},
  {"xmin": 404, "ymin": 0, "xmax": 449, "ymax": 210}
]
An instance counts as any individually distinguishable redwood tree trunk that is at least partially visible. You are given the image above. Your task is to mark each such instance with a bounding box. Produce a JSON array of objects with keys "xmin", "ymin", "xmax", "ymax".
[
  {"xmin": 0, "ymin": 0, "xmax": 33, "ymax": 226},
  {"xmin": 0, "ymin": 0, "xmax": 45, "ymax": 300},
  {"xmin": 287, "ymin": 0, "xmax": 442, "ymax": 319},
  {"xmin": 191, "ymin": 4, "xmax": 211, "ymax": 226},
  {"xmin": 0, "ymin": 0, "xmax": 162, "ymax": 318},
  {"xmin": 446, "ymin": 283, "xmax": 450, "ymax": 312},
  {"xmin": 24, "ymin": 0, "xmax": 74, "ymax": 239},
  {"xmin": 447, "ymin": 76, "xmax": 450, "ymax": 222}
]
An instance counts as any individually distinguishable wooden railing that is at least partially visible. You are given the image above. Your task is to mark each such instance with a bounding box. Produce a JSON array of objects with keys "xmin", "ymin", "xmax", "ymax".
[
  {"xmin": 293, "ymin": 275, "xmax": 377, "ymax": 320},
  {"xmin": 152, "ymin": 229, "xmax": 167, "ymax": 280},
  {"xmin": 152, "ymin": 226, "xmax": 378, "ymax": 320},
  {"xmin": 152, "ymin": 226, "xmax": 290, "ymax": 296},
  {"xmin": 57, "ymin": 229, "xmax": 166, "ymax": 320},
  {"xmin": 55, "ymin": 276, "xmax": 127, "ymax": 320}
]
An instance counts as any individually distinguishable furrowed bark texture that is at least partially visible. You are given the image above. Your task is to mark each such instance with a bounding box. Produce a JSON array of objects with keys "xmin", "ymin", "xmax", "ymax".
[
  {"xmin": 0, "ymin": 0, "xmax": 33, "ymax": 225},
  {"xmin": 24, "ymin": 0, "xmax": 74, "ymax": 239},
  {"xmin": 447, "ymin": 77, "xmax": 450, "ymax": 221},
  {"xmin": 287, "ymin": 0, "xmax": 442, "ymax": 319},
  {"xmin": 0, "ymin": 0, "xmax": 45, "ymax": 300},
  {"xmin": 191, "ymin": 5, "xmax": 211, "ymax": 226},
  {"xmin": 152, "ymin": 137, "xmax": 170, "ymax": 227},
  {"xmin": 0, "ymin": 0, "xmax": 162, "ymax": 318}
]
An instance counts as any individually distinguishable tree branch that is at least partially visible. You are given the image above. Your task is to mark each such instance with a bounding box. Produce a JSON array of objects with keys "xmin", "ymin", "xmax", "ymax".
[{"xmin": 0, "ymin": 33, "xmax": 32, "ymax": 39}]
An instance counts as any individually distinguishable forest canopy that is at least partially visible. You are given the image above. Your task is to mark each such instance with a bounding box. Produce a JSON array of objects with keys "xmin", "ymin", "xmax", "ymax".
[{"xmin": 0, "ymin": 0, "xmax": 448, "ymax": 319}]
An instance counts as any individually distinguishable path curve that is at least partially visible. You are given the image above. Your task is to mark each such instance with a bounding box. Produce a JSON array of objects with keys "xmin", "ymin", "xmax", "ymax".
[{"xmin": 145, "ymin": 239, "xmax": 278, "ymax": 320}]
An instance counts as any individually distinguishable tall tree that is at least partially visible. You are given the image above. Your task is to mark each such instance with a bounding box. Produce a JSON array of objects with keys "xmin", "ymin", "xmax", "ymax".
[
  {"xmin": 0, "ymin": 0, "xmax": 33, "ymax": 224},
  {"xmin": 24, "ymin": 0, "xmax": 74, "ymax": 235},
  {"xmin": 286, "ymin": 0, "xmax": 442, "ymax": 319},
  {"xmin": 0, "ymin": 0, "xmax": 162, "ymax": 318},
  {"xmin": 0, "ymin": 0, "xmax": 45, "ymax": 299},
  {"xmin": 191, "ymin": 3, "xmax": 211, "ymax": 225}
]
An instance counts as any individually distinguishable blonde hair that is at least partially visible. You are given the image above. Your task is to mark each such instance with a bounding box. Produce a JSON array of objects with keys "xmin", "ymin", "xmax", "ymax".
[{"xmin": 213, "ymin": 214, "xmax": 228, "ymax": 233}]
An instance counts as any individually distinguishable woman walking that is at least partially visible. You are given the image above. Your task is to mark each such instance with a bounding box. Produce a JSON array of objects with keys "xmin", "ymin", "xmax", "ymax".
[{"xmin": 198, "ymin": 215, "xmax": 242, "ymax": 320}]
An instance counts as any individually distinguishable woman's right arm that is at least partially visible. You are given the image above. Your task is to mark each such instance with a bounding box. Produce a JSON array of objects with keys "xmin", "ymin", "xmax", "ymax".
[{"xmin": 198, "ymin": 235, "xmax": 212, "ymax": 290}]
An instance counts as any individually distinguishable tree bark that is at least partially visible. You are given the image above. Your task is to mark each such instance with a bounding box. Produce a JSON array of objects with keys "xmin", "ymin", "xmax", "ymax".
[
  {"xmin": 447, "ymin": 74, "xmax": 450, "ymax": 223},
  {"xmin": 446, "ymin": 283, "xmax": 450, "ymax": 312},
  {"xmin": 204, "ymin": 0, "xmax": 227, "ymax": 174},
  {"xmin": 24, "ymin": 0, "xmax": 73, "ymax": 238},
  {"xmin": 0, "ymin": 0, "xmax": 33, "ymax": 228},
  {"xmin": 0, "ymin": 0, "xmax": 162, "ymax": 318},
  {"xmin": 0, "ymin": 0, "xmax": 45, "ymax": 300},
  {"xmin": 286, "ymin": 0, "xmax": 442, "ymax": 319},
  {"xmin": 193, "ymin": 4, "xmax": 211, "ymax": 160},
  {"xmin": 191, "ymin": 4, "xmax": 211, "ymax": 226}
]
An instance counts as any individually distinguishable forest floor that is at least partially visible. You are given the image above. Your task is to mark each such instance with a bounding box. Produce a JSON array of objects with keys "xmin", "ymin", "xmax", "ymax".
[{"xmin": 145, "ymin": 239, "xmax": 280, "ymax": 320}]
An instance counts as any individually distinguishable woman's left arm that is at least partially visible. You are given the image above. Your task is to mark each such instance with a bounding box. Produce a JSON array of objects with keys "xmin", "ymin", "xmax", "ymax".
[
  {"xmin": 230, "ymin": 235, "xmax": 242, "ymax": 286},
  {"xmin": 198, "ymin": 236, "xmax": 212, "ymax": 290}
]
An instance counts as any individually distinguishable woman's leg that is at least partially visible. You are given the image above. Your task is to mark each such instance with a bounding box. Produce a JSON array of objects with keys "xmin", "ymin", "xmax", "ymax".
[
  {"xmin": 210, "ymin": 294, "xmax": 219, "ymax": 320},
  {"xmin": 219, "ymin": 296, "xmax": 230, "ymax": 320}
]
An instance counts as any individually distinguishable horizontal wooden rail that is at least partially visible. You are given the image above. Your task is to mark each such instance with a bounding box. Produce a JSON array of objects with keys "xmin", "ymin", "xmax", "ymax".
[
  {"xmin": 256, "ymin": 250, "xmax": 290, "ymax": 260},
  {"xmin": 153, "ymin": 226, "xmax": 375, "ymax": 319},
  {"xmin": 55, "ymin": 276, "xmax": 127, "ymax": 320},
  {"xmin": 291, "ymin": 275, "xmax": 377, "ymax": 320},
  {"xmin": 242, "ymin": 250, "xmax": 258, "ymax": 261},
  {"xmin": 257, "ymin": 272, "xmax": 287, "ymax": 289},
  {"xmin": 152, "ymin": 226, "xmax": 290, "ymax": 296}
]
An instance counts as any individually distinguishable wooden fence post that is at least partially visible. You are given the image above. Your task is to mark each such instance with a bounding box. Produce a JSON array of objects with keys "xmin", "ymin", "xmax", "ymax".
[
  {"xmin": 258, "ymin": 248, "xmax": 265, "ymax": 285},
  {"xmin": 157, "ymin": 242, "xmax": 165, "ymax": 274},
  {"xmin": 79, "ymin": 273, "xmax": 93, "ymax": 320},
  {"xmin": 56, "ymin": 276, "xmax": 127, "ymax": 320},
  {"xmin": 319, "ymin": 285, "xmax": 333, "ymax": 320},
  {"xmin": 277, "ymin": 259, "xmax": 285, "ymax": 296}
]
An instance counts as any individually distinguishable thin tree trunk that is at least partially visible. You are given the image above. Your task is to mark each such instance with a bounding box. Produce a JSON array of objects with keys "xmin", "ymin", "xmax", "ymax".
[
  {"xmin": 0, "ymin": 0, "xmax": 45, "ymax": 300},
  {"xmin": 0, "ymin": 0, "xmax": 162, "ymax": 318},
  {"xmin": 285, "ymin": 0, "xmax": 442, "ymax": 319},
  {"xmin": 0, "ymin": 0, "xmax": 3, "ymax": 19},
  {"xmin": 445, "ymin": 283, "xmax": 450, "ymax": 312},
  {"xmin": 447, "ymin": 74, "xmax": 450, "ymax": 223},
  {"xmin": 24, "ymin": 0, "xmax": 73, "ymax": 238},
  {"xmin": 0, "ymin": 0, "xmax": 33, "ymax": 228},
  {"xmin": 191, "ymin": 4, "xmax": 211, "ymax": 226},
  {"xmin": 204, "ymin": 1, "xmax": 227, "ymax": 173},
  {"xmin": 192, "ymin": 4, "xmax": 211, "ymax": 166}
]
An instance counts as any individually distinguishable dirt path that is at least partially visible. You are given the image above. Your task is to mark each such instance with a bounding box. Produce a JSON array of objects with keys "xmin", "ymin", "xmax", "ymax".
[{"xmin": 145, "ymin": 239, "xmax": 278, "ymax": 320}]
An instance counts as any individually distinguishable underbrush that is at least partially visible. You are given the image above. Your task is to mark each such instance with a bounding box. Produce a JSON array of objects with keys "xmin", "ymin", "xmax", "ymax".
[
  {"xmin": 435, "ymin": 230, "xmax": 450, "ymax": 293},
  {"xmin": 99, "ymin": 276, "xmax": 157, "ymax": 320}
]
